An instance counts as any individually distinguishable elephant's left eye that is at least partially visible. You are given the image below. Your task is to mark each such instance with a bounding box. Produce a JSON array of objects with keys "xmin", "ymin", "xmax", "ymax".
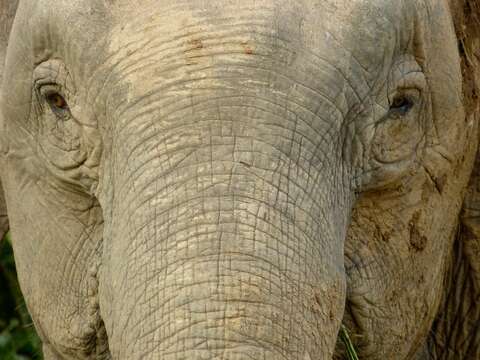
[
  {"xmin": 46, "ymin": 92, "xmax": 68, "ymax": 111},
  {"xmin": 389, "ymin": 95, "xmax": 414, "ymax": 116}
]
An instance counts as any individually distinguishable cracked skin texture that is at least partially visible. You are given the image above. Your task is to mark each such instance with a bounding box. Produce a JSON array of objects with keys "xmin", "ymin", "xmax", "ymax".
[{"xmin": 0, "ymin": 0, "xmax": 479, "ymax": 359}]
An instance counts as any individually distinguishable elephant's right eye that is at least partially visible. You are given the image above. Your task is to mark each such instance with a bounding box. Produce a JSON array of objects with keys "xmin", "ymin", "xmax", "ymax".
[
  {"xmin": 35, "ymin": 83, "xmax": 80, "ymax": 153},
  {"xmin": 32, "ymin": 61, "xmax": 88, "ymax": 174}
]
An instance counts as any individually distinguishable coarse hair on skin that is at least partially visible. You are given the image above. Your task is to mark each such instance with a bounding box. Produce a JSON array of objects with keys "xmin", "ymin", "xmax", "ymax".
[{"xmin": 450, "ymin": 0, "xmax": 480, "ymax": 117}]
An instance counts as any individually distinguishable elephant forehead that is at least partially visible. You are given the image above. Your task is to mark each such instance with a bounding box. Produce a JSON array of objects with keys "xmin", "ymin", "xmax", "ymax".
[
  {"xmin": 27, "ymin": 0, "xmax": 424, "ymax": 56},
  {"xmin": 105, "ymin": 0, "xmax": 404, "ymax": 51},
  {"xmin": 100, "ymin": 0, "xmax": 406, "ymax": 98},
  {"xmin": 24, "ymin": 0, "xmax": 419, "ymax": 85}
]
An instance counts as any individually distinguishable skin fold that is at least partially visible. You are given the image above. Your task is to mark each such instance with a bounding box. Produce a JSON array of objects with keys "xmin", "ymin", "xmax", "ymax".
[{"xmin": 0, "ymin": 0, "xmax": 479, "ymax": 359}]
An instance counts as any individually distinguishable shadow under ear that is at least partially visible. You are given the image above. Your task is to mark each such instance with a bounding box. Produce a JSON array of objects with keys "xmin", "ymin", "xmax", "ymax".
[
  {"xmin": 0, "ymin": 182, "xmax": 8, "ymax": 241},
  {"xmin": 426, "ymin": 2, "xmax": 480, "ymax": 359},
  {"xmin": 428, "ymin": 153, "xmax": 480, "ymax": 359},
  {"xmin": 462, "ymin": 153, "xmax": 480, "ymax": 288}
]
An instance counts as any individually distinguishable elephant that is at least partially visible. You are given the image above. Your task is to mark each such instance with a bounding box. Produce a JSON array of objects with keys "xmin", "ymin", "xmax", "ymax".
[{"xmin": 0, "ymin": 0, "xmax": 479, "ymax": 358}]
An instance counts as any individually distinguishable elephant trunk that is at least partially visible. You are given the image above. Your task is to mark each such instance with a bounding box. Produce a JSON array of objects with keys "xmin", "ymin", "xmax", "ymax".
[
  {"xmin": 99, "ymin": 124, "xmax": 349, "ymax": 358},
  {"xmin": 97, "ymin": 43, "xmax": 352, "ymax": 358}
]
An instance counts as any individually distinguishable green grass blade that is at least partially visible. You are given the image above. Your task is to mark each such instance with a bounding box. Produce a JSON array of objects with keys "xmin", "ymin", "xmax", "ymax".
[{"xmin": 339, "ymin": 325, "xmax": 359, "ymax": 360}]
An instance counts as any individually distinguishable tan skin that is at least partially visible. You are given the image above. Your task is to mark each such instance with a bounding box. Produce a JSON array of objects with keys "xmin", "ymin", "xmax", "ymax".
[{"xmin": 0, "ymin": 0, "xmax": 479, "ymax": 359}]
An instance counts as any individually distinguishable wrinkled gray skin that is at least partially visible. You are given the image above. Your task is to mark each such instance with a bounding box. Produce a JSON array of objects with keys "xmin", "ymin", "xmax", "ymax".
[{"xmin": 0, "ymin": 0, "xmax": 479, "ymax": 359}]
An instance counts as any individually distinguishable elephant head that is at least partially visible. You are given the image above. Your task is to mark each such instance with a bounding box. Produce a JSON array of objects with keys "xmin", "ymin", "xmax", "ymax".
[{"xmin": 0, "ymin": 0, "xmax": 479, "ymax": 359}]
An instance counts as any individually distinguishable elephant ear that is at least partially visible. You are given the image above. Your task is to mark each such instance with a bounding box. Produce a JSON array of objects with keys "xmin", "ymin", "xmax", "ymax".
[
  {"xmin": 0, "ymin": 0, "xmax": 19, "ymax": 241},
  {"xmin": 427, "ymin": 1, "xmax": 480, "ymax": 358}
]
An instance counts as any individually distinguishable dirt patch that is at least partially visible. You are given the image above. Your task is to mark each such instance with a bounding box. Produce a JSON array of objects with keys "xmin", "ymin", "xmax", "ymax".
[
  {"xmin": 187, "ymin": 38, "xmax": 204, "ymax": 49},
  {"xmin": 241, "ymin": 41, "xmax": 254, "ymax": 55},
  {"xmin": 409, "ymin": 211, "xmax": 428, "ymax": 252}
]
